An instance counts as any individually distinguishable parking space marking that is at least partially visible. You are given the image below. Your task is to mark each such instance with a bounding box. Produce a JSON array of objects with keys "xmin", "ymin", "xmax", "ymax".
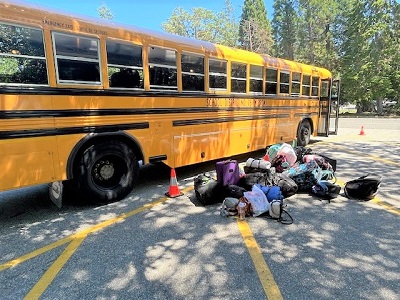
[
  {"xmin": 336, "ymin": 179, "xmax": 399, "ymax": 215},
  {"xmin": 24, "ymin": 235, "xmax": 86, "ymax": 300},
  {"xmin": 0, "ymin": 187, "xmax": 193, "ymax": 299},
  {"xmin": 237, "ymin": 219, "xmax": 283, "ymax": 300},
  {"xmin": 371, "ymin": 198, "xmax": 400, "ymax": 216}
]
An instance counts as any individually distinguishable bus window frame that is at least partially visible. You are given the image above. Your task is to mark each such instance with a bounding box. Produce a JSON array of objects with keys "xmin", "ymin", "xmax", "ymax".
[
  {"xmin": 0, "ymin": 21, "xmax": 49, "ymax": 86},
  {"xmin": 279, "ymin": 70, "xmax": 290, "ymax": 95},
  {"xmin": 249, "ymin": 64, "xmax": 263, "ymax": 95},
  {"xmin": 208, "ymin": 58, "xmax": 227, "ymax": 92},
  {"xmin": 52, "ymin": 31, "xmax": 102, "ymax": 86},
  {"xmin": 291, "ymin": 72, "xmax": 301, "ymax": 96},
  {"xmin": 312, "ymin": 76, "xmax": 320, "ymax": 97},
  {"xmin": 181, "ymin": 51, "xmax": 205, "ymax": 93},
  {"xmin": 106, "ymin": 39, "xmax": 144, "ymax": 90},
  {"xmin": 265, "ymin": 67, "xmax": 278, "ymax": 95},
  {"xmin": 231, "ymin": 61, "xmax": 247, "ymax": 94},
  {"xmin": 302, "ymin": 74, "xmax": 311, "ymax": 97},
  {"xmin": 148, "ymin": 45, "xmax": 178, "ymax": 91}
]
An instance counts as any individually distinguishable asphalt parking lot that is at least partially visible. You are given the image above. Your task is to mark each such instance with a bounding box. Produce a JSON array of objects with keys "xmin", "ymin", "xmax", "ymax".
[{"xmin": 0, "ymin": 117, "xmax": 399, "ymax": 300}]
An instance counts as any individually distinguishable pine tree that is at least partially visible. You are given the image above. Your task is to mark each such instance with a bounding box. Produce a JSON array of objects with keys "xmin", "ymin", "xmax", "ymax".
[
  {"xmin": 238, "ymin": 0, "xmax": 273, "ymax": 54},
  {"xmin": 296, "ymin": 0, "xmax": 339, "ymax": 69},
  {"xmin": 272, "ymin": 0, "xmax": 298, "ymax": 59}
]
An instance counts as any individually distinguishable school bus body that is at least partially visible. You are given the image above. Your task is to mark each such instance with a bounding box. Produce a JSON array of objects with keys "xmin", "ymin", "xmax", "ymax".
[{"xmin": 0, "ymin": 0, "xmax": 333, "ymax": 203}]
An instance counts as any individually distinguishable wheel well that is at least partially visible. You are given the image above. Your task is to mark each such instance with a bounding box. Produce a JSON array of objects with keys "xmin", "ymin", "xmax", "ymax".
[{"xmin": 66, "ymin": 133, "xmax": 144, "ymax": 179}]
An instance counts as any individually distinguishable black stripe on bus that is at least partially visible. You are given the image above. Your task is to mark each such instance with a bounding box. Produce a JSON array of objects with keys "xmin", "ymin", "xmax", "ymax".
[
  {"xmin": 173, "ymin": 114, "xmax": 290, "ymax": 126},
  {"xmin": 0, "ymin": 107, "xmax": 315, "ymax": 119},
  {"xmin": 0, "ymin": 122, "xmax": 149, "ymax": 140},
  {"xmin": 0, "ymin": 86, "xmax": 318, "ymax": 100}
]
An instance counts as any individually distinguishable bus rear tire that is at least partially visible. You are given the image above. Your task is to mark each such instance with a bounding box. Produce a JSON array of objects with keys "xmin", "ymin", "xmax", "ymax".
[
  {"xmin": 74, "ymin": 141, "xmax": 139, "ymax": 204},
  {"xmin": 297, "ymin": 120, "xmax": 311, "ymax": 146}
]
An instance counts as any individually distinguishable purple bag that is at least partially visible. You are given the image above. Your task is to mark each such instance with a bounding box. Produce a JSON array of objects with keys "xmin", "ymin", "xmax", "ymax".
[{"xmin": 216, "ymin": 160, "xmax": 240, "ymax": 186}]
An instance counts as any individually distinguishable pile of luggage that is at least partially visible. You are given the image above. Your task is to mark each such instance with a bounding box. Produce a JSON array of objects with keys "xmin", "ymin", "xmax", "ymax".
[{"xmin": 193, "ymin": 143, "xmax": 382, "ymax": 223}]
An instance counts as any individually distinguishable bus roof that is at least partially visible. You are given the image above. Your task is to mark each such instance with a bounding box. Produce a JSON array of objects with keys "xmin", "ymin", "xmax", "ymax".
[{"xmin": 0, "ymin": 0, "xmax": 332, "ymax": 79}]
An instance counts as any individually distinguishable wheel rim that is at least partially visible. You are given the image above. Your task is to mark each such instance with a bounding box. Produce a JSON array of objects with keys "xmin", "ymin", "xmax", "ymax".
[
  {"xmin": 91, "ymin": 154, "xmax": 127, "ymax": 189},
  {"xmin": 300, "ymin": 124, "xmax": 310, "ymax": 143}
]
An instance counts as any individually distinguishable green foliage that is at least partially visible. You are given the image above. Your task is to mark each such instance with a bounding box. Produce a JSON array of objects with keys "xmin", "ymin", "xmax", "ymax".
[
  {"xmin": 272, "ymin": 0, "xmax": 298, "ymax": 59},
  {"xmin": 239, "ymin": 0, "xmax": 273, "ymax": 53},
  {"xmin": 161, "ymin": 0, "xmax": 239, "ymax": 47},
  {"xmin": 97, "ymin": 1, "xmax": 114, "ymax": 20},
  {"xmin": 340, "ymin": 0, "xmax": 399, "ymax": 110}
]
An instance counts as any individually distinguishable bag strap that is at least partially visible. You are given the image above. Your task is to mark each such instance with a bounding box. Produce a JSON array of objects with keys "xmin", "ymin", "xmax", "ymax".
[
  {"xmin": 278, "ymin": 206, "xmax": 294, "ymax": 225},
  {"xmin": 264, "ymin": 202, "xmax": 294, "ymax": 225}
]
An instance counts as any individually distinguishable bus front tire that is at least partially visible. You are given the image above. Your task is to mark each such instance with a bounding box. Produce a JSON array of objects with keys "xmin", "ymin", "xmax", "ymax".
[
  {"xmin": 75, "ymin": 141, "xmax": 139, "ymax": 204},
  {"xmin": 297, "ymin": 120, "xmax": 311, "ymax": 146}
]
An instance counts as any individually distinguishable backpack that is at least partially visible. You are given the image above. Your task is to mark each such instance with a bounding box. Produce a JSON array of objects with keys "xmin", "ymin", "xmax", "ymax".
[
  {"xmin": 311, "ymin": 181, "xmax": 341, "ymax": 202},
  {"xmin": 344, "ymin": 174, "xmax": 382, "ymax": 200},
  {"xmin": 272, "ymin": 173, "xmax": 298, "ymax": 198},
  {"xmin": 194, "ymin": 174, "xmax": 225, "ymax": 205},
  {"xmin": 241, "ymin": 171, "xmax": 274, "ymax": 190}
]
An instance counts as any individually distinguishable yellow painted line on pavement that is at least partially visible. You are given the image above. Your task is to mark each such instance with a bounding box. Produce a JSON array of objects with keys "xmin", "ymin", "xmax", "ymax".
[
  {"xmin": 0, "ymin": 237, "xmax": 71, "ymax": 272},
  {"xmin": 336, "ymin": 179, "xmax": 400, "ymax": 216},
  {"xmin": 24, "ymin": 235, "xmax": 87, "ymax": 300},
  {"xmin": 0, "ymin": 187, "xmax": 192, "ymax": 273},
  {"xmin": 237, "ymin": 219, "xmax": 283, "ymax": 300},
  {"xmin": 16, "ymin": 186, "xmax": 193, "ymax": 300},
  {"xmin": 370, "ymin": 198, "xmax": 400, "ymax": 216}
]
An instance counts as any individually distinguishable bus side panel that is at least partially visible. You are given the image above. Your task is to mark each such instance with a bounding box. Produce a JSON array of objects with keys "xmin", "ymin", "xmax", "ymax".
[
  {"xmin": 172, "ymin": 117, "xmax": 296, "ymax": 167},
  {"xmin": 0, "ymin": 137, "xmax": 58, "ymax": 190}
]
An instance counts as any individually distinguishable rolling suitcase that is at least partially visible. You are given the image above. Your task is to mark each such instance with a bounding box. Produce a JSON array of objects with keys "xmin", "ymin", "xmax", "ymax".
[{"xmin": 216, "ymin": 160, "xmax": 240, "ymax": 186}]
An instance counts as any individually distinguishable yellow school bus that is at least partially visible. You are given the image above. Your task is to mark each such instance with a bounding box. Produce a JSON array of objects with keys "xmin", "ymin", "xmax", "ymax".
[{"xmin": 0, "ymin": 0, "xmax": 339, "ymax": 204}]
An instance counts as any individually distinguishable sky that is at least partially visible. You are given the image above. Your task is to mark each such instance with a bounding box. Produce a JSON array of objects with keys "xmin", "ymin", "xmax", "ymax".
[{"xmin": 25, "ymin": 0, "xmax": 274, "ymax": 31}]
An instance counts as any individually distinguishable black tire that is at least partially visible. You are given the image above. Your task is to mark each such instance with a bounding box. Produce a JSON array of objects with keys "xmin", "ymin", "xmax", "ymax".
[
  {"xmin": 74, "ymin": 141, "xmax": 139, "ymax": 204},
  {"xmin": 297, "ymin": 120, "xmax": 311, "ymax": 146}
]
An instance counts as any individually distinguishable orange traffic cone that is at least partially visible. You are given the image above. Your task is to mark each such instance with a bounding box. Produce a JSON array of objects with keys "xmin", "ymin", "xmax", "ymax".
[
  {"xmin": 359, "ymin": 126, "xmax": 365, "ymax": 135},
  {"xmin": 165, "ymin": 168, "xmax": 183, "ymax": 198}
]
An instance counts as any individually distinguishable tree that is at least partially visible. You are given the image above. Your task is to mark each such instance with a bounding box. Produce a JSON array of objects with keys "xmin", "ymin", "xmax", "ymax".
[
  {"xmin": 97, "ymin": 1, "xmax": 114, "ymax": 20},
  {"xmin": 272, "ymin": 0, "xmax": 298, "ymax": 59},
  {"xmin": 296, "ymin": 0, "xmax": 340, "ymax": 70},
  {"xmin": 162, "ymin": 0, "xmax": 239, "ymax": 47},
  {"xmin": 340, "ymin": 0, "xmax": 397, "ymax": 112},
  {"xmin": 238, "ymin": 0, "xmax": 273, "ymax": 54}
]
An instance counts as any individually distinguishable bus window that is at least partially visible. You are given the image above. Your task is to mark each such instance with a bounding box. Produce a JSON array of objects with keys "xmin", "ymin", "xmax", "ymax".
[
  {"xmin": 181, "ymin": 53, "xmax": 204, "ymax": 92},
  {"xmin": 291, "ymin": 72, "xmax": 301, "ymax": 96},
  {"xmin": 53, "ymin": 32, "xmax": 101, "ymax": 84},
  {"xmin": 302, "ymin": 75, "xmax": 311, "ymax": 96},
  {"xmin": 107, "ymin": 40, "xmax": 143, "ymax": 89},
  {"xmin": 209, "ymin": 58, "xmax": 227, "ymax": 91},
  {"xmin": 249, "ymin": 65, "xmax": 263, "ymax": 94},
  {"xmin": 148, "ymin": 46, "xmax": 177, "ymax": 90},
  {"xmin": 321, "ymin": 80, "xmax": 329, "ymax": 98},
  {"xmin": 312, "ymin": 76, "xmax": 320, "ymax": 96},
  {"xmin": 279, "ymin": 71, "xmax": 290, "ymax": 94},
  {"xmin": 265, "ymin": 68, "xmax": 277, "ymax": 94},
  {"xmin": 0, "ymin": 23, "xmax": 48, "ymax": 85},
  {"xmin": 231, "ymin": 62, "xmax": 246, "ymax": 93}
]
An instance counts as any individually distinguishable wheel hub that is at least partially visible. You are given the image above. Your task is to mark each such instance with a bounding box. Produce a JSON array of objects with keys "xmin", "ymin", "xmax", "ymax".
[{"xmin": 94, "ymin": 160, "xmax": 114, "ymax": 181}]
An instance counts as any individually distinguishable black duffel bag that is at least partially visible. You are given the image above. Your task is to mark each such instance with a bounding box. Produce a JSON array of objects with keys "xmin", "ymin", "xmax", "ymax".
[
  {"xmin": 194, "ymin": 174, "xmax": 226, "ymax": 205},
  {"xmin": 344, "ymin": 174, "xmax": 382, "ymax": 200}
]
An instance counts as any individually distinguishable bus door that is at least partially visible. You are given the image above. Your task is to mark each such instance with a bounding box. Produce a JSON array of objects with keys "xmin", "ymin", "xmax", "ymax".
[
  {"xmin": 329, "ymin": 80, "xmax": 340, "ymax": 134},
  {"xmin": 317, "ymin": 79, "xmax": 339, "ymax": 136}
]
